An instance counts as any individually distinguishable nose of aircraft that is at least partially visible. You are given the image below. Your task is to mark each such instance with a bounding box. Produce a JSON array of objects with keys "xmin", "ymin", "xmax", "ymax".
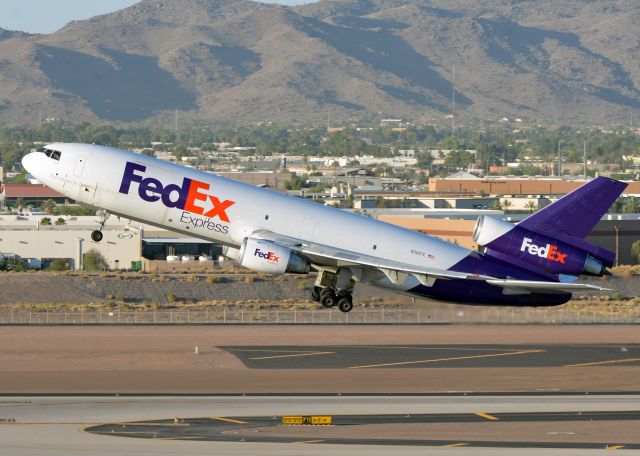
[{"xmin": 21, "ymin": 152, "xmax": 40, "ymax": 177}]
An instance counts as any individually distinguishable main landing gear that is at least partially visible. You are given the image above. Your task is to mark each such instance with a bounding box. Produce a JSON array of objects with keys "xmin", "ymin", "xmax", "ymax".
[
  {"xmin": 310, "ymin": 286, "xmax": 354, "ymax": 313},
  {"xmin": 91, "ymin": 210, "xmax": 109, "ymax": 242},
  {"xmin": 310, "ymin": 267, "xmax": 356, "ymax": 313}
]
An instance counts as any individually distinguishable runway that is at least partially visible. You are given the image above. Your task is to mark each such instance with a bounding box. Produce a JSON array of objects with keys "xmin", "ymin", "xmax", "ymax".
[
  {"xmin": 1, "ymin": 325, "xmax": 640, "ymax": 454},
  {"xmin": 2, "ymin": 395, "xmax": 640, "ymax": 455},
  {"xmin": 85, "ymin": 410, "xmax": 640, "ymax": 449},
  {"xmin": 2, "ymin": 325, "xmax": 640, "ymax": 393},
  {"xmin": 222, "ymin": 344, "xmax": 640, "ymax": 369}
]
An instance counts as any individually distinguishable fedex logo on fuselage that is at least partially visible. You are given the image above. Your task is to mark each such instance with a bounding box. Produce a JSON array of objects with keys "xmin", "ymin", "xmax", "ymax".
[
  {"xmin": 254, "ymin": 248, "xmax": 279, "ymax": 263},
  {"xmin": 119, "ymin": 162, "xmax": 235, "ymax": 222},
  {"xmin": 520, "ymin": 237, "xmax": 567, "ymax": 264}
]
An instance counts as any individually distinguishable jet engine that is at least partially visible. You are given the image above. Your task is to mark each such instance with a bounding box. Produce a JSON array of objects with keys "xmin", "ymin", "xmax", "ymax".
[
  {"xmin": 472, "ymin": 215, "xmax": 609, "ymax": 276},
  {"xmin": 224, "ymin": 237, "xmax": 310, "ymax": 274}
]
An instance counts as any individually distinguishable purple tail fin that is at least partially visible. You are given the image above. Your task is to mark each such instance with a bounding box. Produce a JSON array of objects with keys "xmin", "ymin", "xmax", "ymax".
[
  {"xmin": 518, "ymin": 177, "xmax": 627, "ymax": 240},
  {"xmin": 478, "ymin": 177, "xmax": 627, "ymax": 276}
]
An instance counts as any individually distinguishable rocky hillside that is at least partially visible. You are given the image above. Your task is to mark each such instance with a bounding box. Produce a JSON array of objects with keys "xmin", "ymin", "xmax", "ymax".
[{"xmin": 0, "ymin": 0, "xmax": 639, "ymax": 125}]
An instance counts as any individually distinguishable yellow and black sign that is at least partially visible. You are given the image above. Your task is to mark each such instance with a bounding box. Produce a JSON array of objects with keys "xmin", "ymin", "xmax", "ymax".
[{"xmin": 282, "ymin": 416, "xmax": 332, "ymax": 425}]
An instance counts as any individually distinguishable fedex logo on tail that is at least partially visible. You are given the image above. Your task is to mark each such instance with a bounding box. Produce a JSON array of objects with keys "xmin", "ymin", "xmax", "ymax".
[
  {"xmin": 520, "ymin": 237, "xmax": 567, "ymax": 264},
  {"xmin": 254, "ymin": 249, "xmax": 279, "ymax": 263},
  {"xmin": 119, "ymin": 162, "xmax": 235, "ymax": 222}
]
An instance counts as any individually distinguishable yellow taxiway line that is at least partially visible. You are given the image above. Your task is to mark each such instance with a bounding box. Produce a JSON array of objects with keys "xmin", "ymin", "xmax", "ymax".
[
  {"xmin": 348, "ymin": 349, "xmax": 545, "ymax": 369},
  {"xmin": 291, "ymin": 439, "xmax": 325, "ymax": 444},
  {"xmin": 443, "ymin": 442, "xmax": 469, "ymax": 447},
  {"xmin": 565, "ymin": 357, "xmax": 640, "ymax": 367},
  {"xmin": 249, "ymin": 351, "xmax": 335, "ymax": 360},
  {"xmin": 210, "ymin": 416, "xmax": 247, "ymax": 424},
  {"xmin": 475, "ymin": 412, "xmax": 499, "ymax": 421}
]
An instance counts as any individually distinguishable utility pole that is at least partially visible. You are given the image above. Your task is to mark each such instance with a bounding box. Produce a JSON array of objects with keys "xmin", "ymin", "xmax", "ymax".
[
  {"xmin": 583, "ymin": 141, "xmax": 587, "ymax": 180},
  {"xmin": 174, "ymin": 109, "xmax": 178, "ymax": 138},
  {"xmin": 557, "ymin": 140, "xmax": 562, "ymax": 177},
  {"xmin": 451, "ymin": 64, "xmax": 456, "ymax": 136}
]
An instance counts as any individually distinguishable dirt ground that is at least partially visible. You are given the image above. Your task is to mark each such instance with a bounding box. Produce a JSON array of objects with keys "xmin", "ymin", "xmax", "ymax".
[{"xmin": 0, "ymin": 325, "xmax": 639, "ymax": 393}]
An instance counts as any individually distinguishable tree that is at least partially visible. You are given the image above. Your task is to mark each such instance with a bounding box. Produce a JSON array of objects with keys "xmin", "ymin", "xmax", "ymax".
[
  {"xmin": 48, "ymin": 258, "xmax": 69, "ymax": 271},
  {"xmin": 40, "ymin": 217, "xmax": 51, "ymax": 225},
  {"xmin": 632, "ymin": 240, "xmax": 640, "ymax": 265},
  {"xmin": 623, "ymin": 197, "xmax": 640, "ymax": 214},
  {"xmin": 55, "ymin": 217, "xmax": 66, "ymax": 225},
  {"xmin": 43, "ymin": 199, "xmax": 56, "ymax": 215},
  {"xmin": 501, "ymin": 199, "xmax": 512, "ymax": 213},
  {"xmin": 525, "ymin": 201, "xmax": 538, "ymax": 213},
  {"xmin": 444, "ymin": 150, "xmax": 474, "ymax": 169},
  {"xmin": 83, "ymin": 249, "xmax": 109, "ymax": 271}
]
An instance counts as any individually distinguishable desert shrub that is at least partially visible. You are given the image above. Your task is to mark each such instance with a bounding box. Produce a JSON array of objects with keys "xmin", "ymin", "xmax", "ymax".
[
  {"xmin": 48, "ymin": 258, "xmax": 70, "ymax": 271},
  {"xmin": 83, "ymin": 249, "xmax": 108, "ymax": 271}
]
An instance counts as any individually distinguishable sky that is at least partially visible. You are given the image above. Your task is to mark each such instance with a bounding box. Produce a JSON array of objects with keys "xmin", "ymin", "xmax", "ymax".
[{"xmin": 0, "ymin": 0, "xmax": 308, "ymax": 34}]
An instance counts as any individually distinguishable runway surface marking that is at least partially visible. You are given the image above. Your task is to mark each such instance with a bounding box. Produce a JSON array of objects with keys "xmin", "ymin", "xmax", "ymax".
[
  {"xmin": 332, "ymin": 345, "xmax": 513, "ymax": 351},
  {"xmin": 210, "ymin": 416, "xmax": 247, "ymax": 424},
  {"xmin": 566, "ymin": 357, "xmax": 640, "ymax": 367},
  {"xmin": 474, "ymin": 412, "xmax": 499, "ymax": 421},
  {"xmin": 222, "ymin": 344, "xmax": 640, "ymax": 369},
  {"xmin": 348, "ymin": 349, "xmax": 544, "ymax": 369},
  {"xmin": 85, "ymin": 410, "xmax": 640, "ymax": 449},
  {"xmin": 249, "ymin": 351, "xmax": 335, "ymax": 360}
]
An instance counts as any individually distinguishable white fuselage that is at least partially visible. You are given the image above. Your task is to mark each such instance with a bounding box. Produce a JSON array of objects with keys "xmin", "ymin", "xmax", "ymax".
[{"xmin": 23, "ymin": 144, "xmax": 471, "ymax": 288}]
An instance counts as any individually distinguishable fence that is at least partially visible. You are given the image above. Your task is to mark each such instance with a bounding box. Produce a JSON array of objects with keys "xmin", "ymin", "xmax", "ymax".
[{"xmin": 1, "ymin": 304, "xmax": 639, "ymax": 325}]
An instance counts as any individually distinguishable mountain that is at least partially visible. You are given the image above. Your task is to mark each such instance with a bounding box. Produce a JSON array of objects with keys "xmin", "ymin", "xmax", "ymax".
[{"xmin": 0, "ymin": 0, "xmax": 639, "ymax": 125}]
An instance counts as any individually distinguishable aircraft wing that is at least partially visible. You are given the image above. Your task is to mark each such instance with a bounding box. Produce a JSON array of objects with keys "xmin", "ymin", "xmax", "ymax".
[
  {"xmin": 252, "ymin": 230, "xmax": 492, "ymax": 286},
  {"xmin": 252, "ymin": 230, "xmax": 609, "ymax": 293},
  {"xmin": 486, "ymin": 279, "xmax": 611, "ymax": 295}
]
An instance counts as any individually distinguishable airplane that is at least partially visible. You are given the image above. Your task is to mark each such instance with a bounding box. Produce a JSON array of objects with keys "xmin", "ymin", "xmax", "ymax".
[{"xmin": 22, "ymin": 144, "xmax": 626, "ymax": 313}]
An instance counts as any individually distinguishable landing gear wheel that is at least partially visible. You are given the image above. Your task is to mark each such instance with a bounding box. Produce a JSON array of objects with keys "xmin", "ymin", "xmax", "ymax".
[
  {"xmin": 337, "ymin": 295, "xmax": 353, "ymax": 313},
  {"xmin": 91, "ymin": 230, "xmax": 103, "ymax": 242},
  {"xmin": 320, "ymin": 289, "xmax": 336, "ymax": 308},
  {"xmin": 310, "ymin": 286, "xmax": 321, "ymax": 302}
]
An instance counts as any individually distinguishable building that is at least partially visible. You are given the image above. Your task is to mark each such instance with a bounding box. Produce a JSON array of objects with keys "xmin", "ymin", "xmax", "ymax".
[
  {"xmin": 0, "ymin": 216, "xmax": 222, "ymax": 271},
  {"xmin": 428, "ymin": 177, "xmax": 640, "ymax": 196},
  {"xmin": 377, "ymin": 211, "xmax": 640, "ymax": 265},
  {"xmin": 1, "ymin": 184, "xmax": 70, "ymax": 209}
]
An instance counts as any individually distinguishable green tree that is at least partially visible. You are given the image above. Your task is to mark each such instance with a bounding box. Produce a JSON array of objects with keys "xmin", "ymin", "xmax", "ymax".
[
  {"xmin": 43, "ymin": 199, "xmax": 56, "ymax": 215},
  {"xmin": 444, "ymin": 150, "xmax": 474, "ymax": 168},
  {"xmin": 631, "ymin": 240, "xmax": 640, "ymax": 264},
  {"xmin": 525, "ymin": 200, "xmax": 538, "ymax": 213},
  {"xmin": 623, "ymin": 197, "xmax": 640, "ymax": 214},
  {"xmin": 55, "ymin": 217, "xmax": 66, "ymax": 225},
  {"xmin": 40, "ymin": 217, "xmax": 52, "ymax": 225},
  {"xmin": 48, "ymin": 259, "xmax": 69, "ymax": 271},
  {"xmin": 83, "ymin": 249, "xmax": 109, "ymax": 271},
  {"xmin": 501, "ymin": 199, "xmax": 512, "ymax": 213}
]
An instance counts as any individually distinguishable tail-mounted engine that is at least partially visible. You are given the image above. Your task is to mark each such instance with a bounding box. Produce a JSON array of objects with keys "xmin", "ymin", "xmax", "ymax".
[
  {"xmin": 223, "ymin": 237, "xmax": 310, "ymax": 274},
  {"xmin": 473, "ymin": 215, "xmax": 613, "ymax": 277}
]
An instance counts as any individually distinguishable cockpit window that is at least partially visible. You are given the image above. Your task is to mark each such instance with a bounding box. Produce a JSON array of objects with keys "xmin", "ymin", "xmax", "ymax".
[{"xmin": 39, "ymin": 148, "xmax": 62, "ymax": 161}]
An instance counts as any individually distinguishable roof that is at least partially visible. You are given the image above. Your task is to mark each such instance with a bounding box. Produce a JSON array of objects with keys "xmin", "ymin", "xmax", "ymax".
[
  {"xmin": 2, "ymin": 184, "xmax": 65, "ymax": 198},
  {"xmin": 446, "ymin": 171, "xmax": 481, "ymax": 180}
]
